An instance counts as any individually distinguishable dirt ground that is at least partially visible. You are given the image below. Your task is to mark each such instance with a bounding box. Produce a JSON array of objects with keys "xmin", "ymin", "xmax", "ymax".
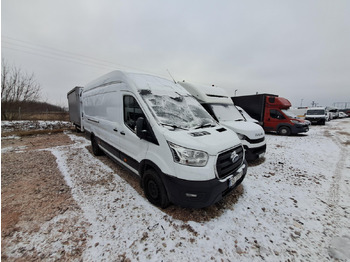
[
  {"xmin": 1, "ymin": 131, "xmax": 244, "ymax": 261},
  {"xmin": 1, "ymin": 133, "xmax": 87, "ymax": 260}
]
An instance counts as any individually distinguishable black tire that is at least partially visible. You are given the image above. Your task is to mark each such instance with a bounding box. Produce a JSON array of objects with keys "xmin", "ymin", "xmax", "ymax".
[
  {"xmin": 143, "ymin": 169, "xmax": 170, "ymax": 208},
  {"xmin": 278, "ymin": 126, "xmax": 291, "ymax": 136},
  {"xmin": 91, "ymin": 135, "xmax": 104, "ymax": 156}
]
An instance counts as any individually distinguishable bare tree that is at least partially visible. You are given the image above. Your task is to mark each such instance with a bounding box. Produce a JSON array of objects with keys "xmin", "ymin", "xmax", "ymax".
[{"xmin": 1, "ymin": 59, "xmax": 41, "ymax": 120}]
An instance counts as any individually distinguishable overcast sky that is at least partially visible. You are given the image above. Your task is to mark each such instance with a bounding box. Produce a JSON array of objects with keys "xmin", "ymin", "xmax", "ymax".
[{"xmin": 2, "ymin": 0, "xmax": 350, "ymax": 108}]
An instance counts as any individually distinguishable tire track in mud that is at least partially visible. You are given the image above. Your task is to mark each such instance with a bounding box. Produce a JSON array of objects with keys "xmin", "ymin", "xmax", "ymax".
[
  {"xmin": 323, "ymin": 126, "xmax": 349, "ymax": 243},
  {"xmin": 323, "ymin": 121, "xmax": 350, "ymax": 260},
  {"xmin": 324, "ymin": 128, "xmax": 348, "ymax": 208}
]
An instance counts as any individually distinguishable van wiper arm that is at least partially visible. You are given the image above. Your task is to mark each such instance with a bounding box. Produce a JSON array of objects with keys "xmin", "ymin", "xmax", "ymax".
[
  {"xmin": 194, "ymin": 123, "xmax": 216, "ymax": 129},
  {"xmin": 160, "ymin": 122, "xmax": 188, "ymax": 130}
]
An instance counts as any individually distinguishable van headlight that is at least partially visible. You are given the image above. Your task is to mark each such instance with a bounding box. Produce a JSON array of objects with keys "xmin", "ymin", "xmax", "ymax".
[
  {"xmin": 236, "ymin": 133, "xmax": 247, "ymax": 140},
  {"xmin": 168, "ymin": 142, "xmax": 208, "ymax": 167}
]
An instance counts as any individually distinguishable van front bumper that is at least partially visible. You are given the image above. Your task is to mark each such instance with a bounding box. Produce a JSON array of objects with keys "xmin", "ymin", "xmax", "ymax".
[
  {"xmin": 244, "ymin": 144, "xmax": 266, "ymax": 161},
  {"xmin": 291, "ymin": 124, "xmax": 309, "ymax": 134},
  {"xmin": 305, "ymin": 117, "xmax": 326, "ymax": 125},
  {"xmin": 160, "ymin": 162, "xmax": 247, "ymax": 208}
]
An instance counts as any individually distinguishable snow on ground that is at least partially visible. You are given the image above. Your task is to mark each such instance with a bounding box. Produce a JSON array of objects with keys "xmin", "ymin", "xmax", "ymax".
[
  {"xmin": 1, "ymin": 120, "xmax": 71, "ymax": 133},
  {"xmin": 5, "ymin": 119, "xmax": 349, "ymax": 261}
]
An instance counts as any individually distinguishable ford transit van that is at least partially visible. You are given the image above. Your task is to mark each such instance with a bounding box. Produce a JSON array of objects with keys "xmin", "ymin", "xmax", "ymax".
[{"xmin": 81, "ymin": 71, "xmax": 247, "ymax": 208}]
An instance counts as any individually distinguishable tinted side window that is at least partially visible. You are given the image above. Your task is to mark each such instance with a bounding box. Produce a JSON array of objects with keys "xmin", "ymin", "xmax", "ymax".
[{"xmin": 124, "ymin": 96, "xmax": 145, "ymax": 132}]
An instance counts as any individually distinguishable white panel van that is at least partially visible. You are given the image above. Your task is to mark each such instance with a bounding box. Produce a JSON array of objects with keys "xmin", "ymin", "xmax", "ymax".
[
  {"xmin": 81, "ymin": 71, "xmax": 247, "ymax": 208},
  {"xmin": 178, "ymin": 82, "xmax": 266, "ymax": 161}
]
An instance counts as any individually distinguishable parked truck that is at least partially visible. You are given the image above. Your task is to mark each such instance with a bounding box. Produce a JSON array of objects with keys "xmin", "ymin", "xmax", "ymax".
[
  {"xmin": 78, "ymin": 70, "xmax": 247, "ymax": 208},
  {"xmin": 67, "ymin": 86, "xmax": 83, "ymax": 132},
  {"xmin": 178, "ymin": 81, "xmax": 266, "ymax": 161},
  {"xmin": 232, "ymin": 94, "xmax": 309, "ymax": 136}
]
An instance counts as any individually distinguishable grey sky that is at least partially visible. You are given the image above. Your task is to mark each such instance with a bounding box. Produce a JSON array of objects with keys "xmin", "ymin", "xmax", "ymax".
[{"xmin": 2, "ymin": 0, "xmax": 350, "ymax": 108}]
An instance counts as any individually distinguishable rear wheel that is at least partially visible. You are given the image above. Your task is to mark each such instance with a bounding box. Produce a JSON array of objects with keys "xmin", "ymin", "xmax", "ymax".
[
  {"xmin": 143, "ymin": 169, "xmax": 170, "ymax": 208},
  {"xmin": 278, "ymin": 126, "xmax": 291, "ymax": 136},
  {"xmin": 91, "ymin": 135, "xmax": 104, "ymax": 156}
]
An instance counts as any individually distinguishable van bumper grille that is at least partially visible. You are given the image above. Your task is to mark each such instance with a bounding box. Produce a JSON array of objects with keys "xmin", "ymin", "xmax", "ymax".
[{"xmin": 216, "ymin": 146, "xmax": 244, "ymax": 179}]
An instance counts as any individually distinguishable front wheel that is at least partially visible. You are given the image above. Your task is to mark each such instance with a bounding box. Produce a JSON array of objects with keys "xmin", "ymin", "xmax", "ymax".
[
  {"xmin": 143, "ymin": 169, "xmax": 170, "ymax": 208},
  {"xmin": 91, "ymin": 135, "xmax": 104, "ymax": 156},
  {"xmin": 278, "ymin": 126, "xmax": 291, "ymax": 136}
]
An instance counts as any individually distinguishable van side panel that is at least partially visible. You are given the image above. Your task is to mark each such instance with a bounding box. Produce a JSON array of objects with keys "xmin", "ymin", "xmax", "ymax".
[{"xmin": 83, "ymin": 85, "xmax": 123, "ymax": 154}]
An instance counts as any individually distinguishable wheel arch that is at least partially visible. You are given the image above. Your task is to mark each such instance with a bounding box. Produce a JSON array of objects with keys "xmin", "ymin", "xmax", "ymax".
[
  {"xmin": 276, "ymin": 124, "xmax": 292, "ymax": 135},
  {"xmin": 139, "ymin": 159, "xmax": 164, "ymax": 183}
]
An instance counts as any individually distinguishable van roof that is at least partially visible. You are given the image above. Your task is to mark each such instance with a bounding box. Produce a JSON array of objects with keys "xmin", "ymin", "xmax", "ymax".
[
  {"xmin": 307, "ymin": 107, "xmax": 326, "ymax": 110},
  {"xmin": 84, "ymin": 70, "xmax": 188, "ymax": 96},
  {"xmin": 178, "ymin": 81, "xmax": 233, "ymax": 104}
]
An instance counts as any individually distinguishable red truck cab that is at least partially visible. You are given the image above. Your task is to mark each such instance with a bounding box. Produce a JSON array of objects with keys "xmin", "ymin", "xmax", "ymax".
[{"xmin": 263, "ymin": 96, "xmax": 309, "ymax": 135}]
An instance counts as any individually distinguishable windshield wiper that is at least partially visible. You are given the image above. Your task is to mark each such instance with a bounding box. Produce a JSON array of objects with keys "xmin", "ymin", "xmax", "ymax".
[
  {"xmin": 160, "ymin": 122, "xmax": 188, "ymax": 130},
  {"xmin": 194, "ymin": 123, "xmax": 216, "ymax": 129},
  {"xmin": 235, "ymin": 119, "xmax": 245, "ymax": 122}
]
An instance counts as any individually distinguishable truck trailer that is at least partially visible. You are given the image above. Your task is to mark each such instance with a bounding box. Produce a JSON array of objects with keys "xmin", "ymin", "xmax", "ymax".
[
  {"xmin": 67, "ymin": 86, "xmax": 83, "ymax": 132},
  {"xmin": 232, "ymin": 94, "xmax": 309, "ymax": 136}
]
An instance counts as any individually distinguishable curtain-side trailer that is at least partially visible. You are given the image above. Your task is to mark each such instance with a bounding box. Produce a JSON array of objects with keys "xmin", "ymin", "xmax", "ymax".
[{"xmin": 67, "ymin": 86, "xmax": 83, "ymax": 132}]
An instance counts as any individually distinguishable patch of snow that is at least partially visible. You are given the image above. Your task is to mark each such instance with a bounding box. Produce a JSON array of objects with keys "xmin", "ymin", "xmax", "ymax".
[
  {"xmin": 1, "ymin": 146, "xmax": 27, "ymax": 153},
  {"xmin": 1, "ymin": 135, "xmax": 21, "ymax": 140},
  {"xmin": 328, "ymin": 235, "xmax": 350, "ymax": 260},
  {"xmin": 1, "ymin": 120, "xmax": 72, "ymax": 132}
]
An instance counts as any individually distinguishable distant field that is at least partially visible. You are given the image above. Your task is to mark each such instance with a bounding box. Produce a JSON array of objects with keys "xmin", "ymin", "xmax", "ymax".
[{"xmin": 2, "ymin": 111, "xmax": 69, "ymax": 121}]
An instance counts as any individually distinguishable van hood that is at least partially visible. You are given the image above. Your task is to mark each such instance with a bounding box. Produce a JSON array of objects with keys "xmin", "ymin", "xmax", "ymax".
[
  {"xmin": 220, "ymin": 120, "xmax": 265, "ymax": 139},
  {"xmin": 305, "ymin": 114, "xmax": 326, "ymax": 118},
  {"xmin": 162, "ymin": 126, "xmax": 241, "ymax": 156}
]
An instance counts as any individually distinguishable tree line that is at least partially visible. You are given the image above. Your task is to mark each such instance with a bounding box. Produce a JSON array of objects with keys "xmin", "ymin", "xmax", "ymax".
[{"xmin": 1, "ymin": 59, "xmax": 66, "ymax": 120}]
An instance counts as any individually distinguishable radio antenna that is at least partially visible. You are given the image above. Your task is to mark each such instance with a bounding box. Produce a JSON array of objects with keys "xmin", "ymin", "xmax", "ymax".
[{"xmin": 167, "ymin": 69, "xmax": 176, "ymax": 84}]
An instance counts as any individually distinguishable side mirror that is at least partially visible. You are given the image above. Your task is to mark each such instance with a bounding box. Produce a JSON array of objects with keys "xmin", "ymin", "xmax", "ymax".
[{"xmin": 136, "ymin": 117, "xmax": 148, "ymax": 139}]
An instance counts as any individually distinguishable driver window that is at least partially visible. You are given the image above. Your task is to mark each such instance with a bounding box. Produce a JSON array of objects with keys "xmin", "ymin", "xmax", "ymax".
[
  {"xmin": 270, "ymin": 109, "xmax": 285, "ymax": 119},
  {"xmin": 124, "ymin": 95, "xmax": 145, "ymax": 132}
]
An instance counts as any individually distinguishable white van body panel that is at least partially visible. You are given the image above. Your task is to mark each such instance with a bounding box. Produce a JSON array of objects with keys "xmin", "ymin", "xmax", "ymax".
[
  {"xmin": 220, "ymin": 120, "xmax": 265, "ymax": 148},
  {"xmin": 236, "ymin": 106, "xmax": 259, "ymax": 124},
  {"xmin": 162, "ymin": 126, "xmax": 237, "ymax": 156},
  {"xmin": 179, "ymin": 82, "xmax": 233, "ymax": 104}
]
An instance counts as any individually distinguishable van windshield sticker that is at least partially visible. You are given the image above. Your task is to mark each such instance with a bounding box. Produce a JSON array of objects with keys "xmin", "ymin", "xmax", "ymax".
[{"xmin": 141, "ymin": 93, "xmax": 216, "ymax": 130}]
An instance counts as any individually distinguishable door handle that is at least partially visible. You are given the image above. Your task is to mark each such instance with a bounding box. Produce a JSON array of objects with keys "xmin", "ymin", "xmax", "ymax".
[
  {"xmin": 113, "ymin": 128, "xmax": 118, "ymax": 132},
  {"xmin": 120, "ymin": 131, "xmax": 125, "ymax": 135}
]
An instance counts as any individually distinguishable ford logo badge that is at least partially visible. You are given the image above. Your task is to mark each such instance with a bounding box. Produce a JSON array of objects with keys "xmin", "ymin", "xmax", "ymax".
[{"xmin": 230, "ymin": 151, "xmax": 239, "ymax": 163}]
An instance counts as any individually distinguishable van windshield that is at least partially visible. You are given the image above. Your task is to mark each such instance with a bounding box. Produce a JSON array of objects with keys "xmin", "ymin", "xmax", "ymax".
[
  {"xmin": 141, "ymin": 93, "xmax": 216, "ymax": 130},
  {"xmin": 281, "ymin": 109, "xmax": 298, "ymax": 118},
  {"xmin": 210, "ymin": 104, "xmax": 245, "ymax": 122},
  {"xmin": 307, "ymin": 110, "xmax": 325, "ymax": 115}
]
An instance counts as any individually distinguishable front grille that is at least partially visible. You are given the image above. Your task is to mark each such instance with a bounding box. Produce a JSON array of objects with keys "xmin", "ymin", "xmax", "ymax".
[
  {"xmin": 245, "ymin": 137, "xmax": 265, "ymax": 144},
  {"xmin": 216, "ymin": 145, "xmax": 244, "ymax": 179}
]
